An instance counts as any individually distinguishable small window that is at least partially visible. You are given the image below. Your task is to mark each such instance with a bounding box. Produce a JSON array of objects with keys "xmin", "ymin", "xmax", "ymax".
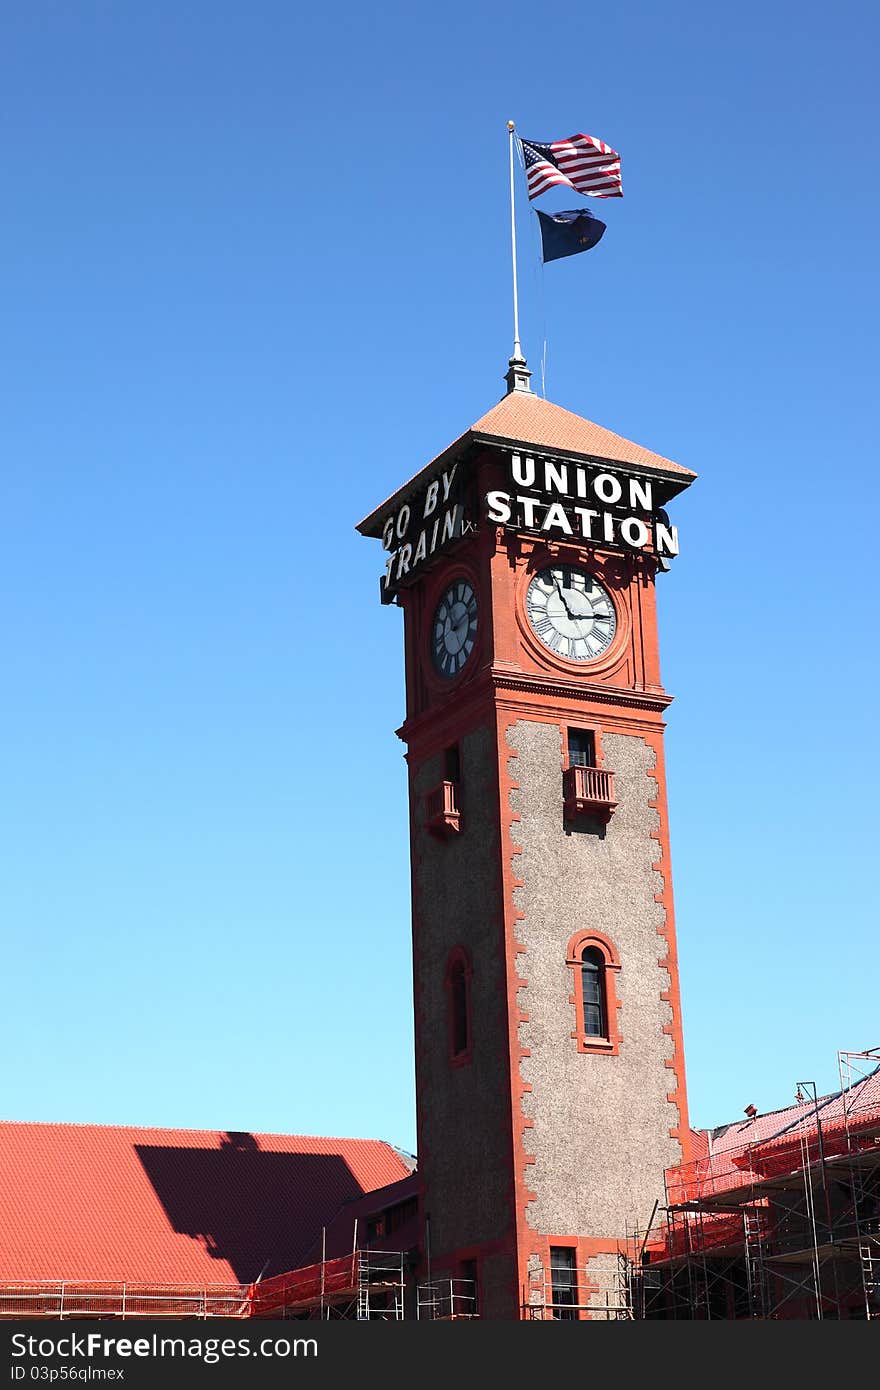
[
  {"xmin": 444, "ymin": 743, "xmax": 461, "ymax": 783},
  {"xmin": 446, "ymin": 951, "xmax": 472, "ymax": 1061},
  {"xmin": 580, "ymin": 947, "xmax": 607, "ymax": 1037},
  {"xmin": 549, "ymin": 1247, "xmax": 578, "ymax": 1320},
  {"xmin": 568, "ymin": 729, "xmax": 596, "ymax": 767}
]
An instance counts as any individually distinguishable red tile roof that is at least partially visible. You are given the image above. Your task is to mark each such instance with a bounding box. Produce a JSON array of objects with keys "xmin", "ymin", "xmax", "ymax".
[
  {"xmin": 0, "ymin": 1122, "xmax": 412, "ymax": 1285},
  {"xmin": 471, "ymin": 393, "xmax": 693, "ymax": 477},
  {"xmin": 357, "ymin": 389, "xmax": 695, "ymax": 537}
]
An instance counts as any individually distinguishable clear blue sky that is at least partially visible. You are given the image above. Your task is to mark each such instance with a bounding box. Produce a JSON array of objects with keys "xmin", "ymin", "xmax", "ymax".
[{"xmin": 1, "ymin": 2, "xmax": 877, "ymax": 1152}]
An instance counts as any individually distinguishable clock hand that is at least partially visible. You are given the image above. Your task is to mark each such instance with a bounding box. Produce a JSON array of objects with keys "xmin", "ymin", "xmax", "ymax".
[
  {"xmin": 553, "ymin": 581, "xmax": 606, "ymax": 625},
  {"xmin": 553, "ymin": 579, "xmax": 580, "ymax": 620}
]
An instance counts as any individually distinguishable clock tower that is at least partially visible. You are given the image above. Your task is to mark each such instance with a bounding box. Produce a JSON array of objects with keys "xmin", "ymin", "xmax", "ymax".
[{"xmin": 357, "ymin": 359, "xmax": 695, "ymax": 1320}]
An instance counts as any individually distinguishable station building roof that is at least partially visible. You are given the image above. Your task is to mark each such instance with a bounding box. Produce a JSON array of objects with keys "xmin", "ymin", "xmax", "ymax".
[{"xmin": 0, "ymin": 1121, "xmax": 413, "ymax": 1285}]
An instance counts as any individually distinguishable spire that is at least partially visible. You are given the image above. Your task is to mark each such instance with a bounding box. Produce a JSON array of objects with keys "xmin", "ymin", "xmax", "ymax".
[{"xmin": 504, "ymin": 350, "xmax": 533, "ymax": 395}]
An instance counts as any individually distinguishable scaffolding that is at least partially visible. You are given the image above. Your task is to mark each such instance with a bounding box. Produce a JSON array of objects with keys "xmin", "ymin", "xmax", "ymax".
[
  {"xmin": 629, "ymin": 1047, "xmax": 880, "ymax": 1320},
  {"xmin": 0, "ymin": 1282, "xmax": 251, "ymax": 1320},
  {"xmin": 416, "ymin": 1277, "xmax": 478, "ymax": 1319},
  {"xmin": 250, "ymin": 1250, "xmax": 407, "ymax": 1321}
]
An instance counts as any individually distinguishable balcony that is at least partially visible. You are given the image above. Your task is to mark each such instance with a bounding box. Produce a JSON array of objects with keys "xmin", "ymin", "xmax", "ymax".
[
  {"xmin": 425, "ymin": 780, "xmax": 460, "ymax": 837},
  {"xmin": 563, "ymin": 765, "xmax": 616, "ymax": 823}
]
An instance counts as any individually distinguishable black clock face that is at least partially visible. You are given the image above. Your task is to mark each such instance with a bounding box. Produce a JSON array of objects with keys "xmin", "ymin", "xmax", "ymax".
[
  {"xmin": 526, "ymin": 565, "xmax": 617, "ymax": 662},
  {"xmin": 432, "ymin": 580, "xmax": 478, "ymax": 678}
]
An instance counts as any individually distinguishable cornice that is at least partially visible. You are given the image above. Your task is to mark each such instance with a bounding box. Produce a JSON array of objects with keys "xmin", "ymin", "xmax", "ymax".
[
  {"xmin": 396, "ymin": 664, "xmax": 672, "ymax": 751},
  {"xmin": 489, "ymin": 666, "xmax": 673, "ymax": 712}
]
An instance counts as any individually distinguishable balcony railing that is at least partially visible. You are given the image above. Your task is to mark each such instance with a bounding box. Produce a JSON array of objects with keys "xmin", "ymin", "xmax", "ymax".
[
  {"xmin": 425, "ymin": 780, "xmax": 460, "ymax": 837},
  {"xmin": 563, "ymin": 765, "xmax": 616, "ymax": 823}
]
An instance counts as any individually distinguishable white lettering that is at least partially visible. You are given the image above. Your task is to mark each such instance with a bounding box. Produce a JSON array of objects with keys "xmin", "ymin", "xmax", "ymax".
[
  {"xmin": 543, "ymin": 459, "xmax": 568, "ymax": 495},
  {"xmin": 381, "ymin": 517, "xmax": 395, "ymax": 551},
  {"xmin": 574, "ymin": 507, "xmax": 599, "ymax": 539},
  {"xmin": 602, "ymin": 512, "xmax": 615, "ymax": 543},
  {"xmin": 429, "ymin": 517, "xmax": 440, "ymax": 553},
  {"xmin": 413, "ymin": 530, "xmax": 427, "ymax": 564},
  {"xmin": 396, "ymin": 544, "xmax": 412, "ymax": 578},
  {"xmin": 655, "ymin": 522, "xmax": 679, "ymax": 556},
  {"xmin": 621, "ymin": 517, "xmax": 650, "ymax": 549},
  {"xmin": 575, "ymin": 466, "xmax": 588, "ymax": 498},
  {"xmin": 395, "ymin": 505, "xmax": 411, "ymax": 540},
  {"xmin": 629, "ymin": 477, "xmax": 653, "ymax": 511},
  {"xmin": 594, "ymin": 473, "xmax": 623, "ymax": 504},
  {"xmin": 441, "ymin": 463, "xmax": 458, "ymax": 501},
  {"xmin": 441, "ymin": 505, "xmax": 462, "ymax": 544},
  {"xmin": 423, "ymin": 480, "xmax": 439, "ymax": 517},
  {"xmin": 486, "ymin": 490, "xmax": 512, "ymax": 524},
  {"xmin": 541, "ymin": 502, "xmax": 573, "ymax": 534},
  {"xmin": 517, "ymin": 495, "xmax": 540, "ymax": 528},
  {"xmin": 511, "ymin": 453, "xmax": 536, "ymax": 487}
]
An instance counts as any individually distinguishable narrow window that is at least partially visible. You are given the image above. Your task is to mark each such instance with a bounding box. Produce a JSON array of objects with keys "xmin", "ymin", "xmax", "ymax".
[
  {"xmin": 580, "ymin": 947, "xmax": 607, "ymax": 1037},
  {"xmin": 459, "ymin": 1258, "xmax": 479, "ymax": 1316},
  {"xmin": 444, "ymin": 743, "xmax": 462, "ymax": 783},
  {"xmin": 566, "ymin": 932, "xmax": 620, "ymax": 1054},
  {"xmin": 549, "ymin": 1247, "xmax": 578, "ymax": 1320},
  {"xmin": 449, "ymin": 958, "xmax": 470, "ymax": 1058},
  {"xmin": 568, "ymin": 729, "xmax": 596, "ymax": 767}
]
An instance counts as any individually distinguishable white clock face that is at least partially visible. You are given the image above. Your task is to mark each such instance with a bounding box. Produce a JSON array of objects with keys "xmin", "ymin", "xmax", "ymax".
[
  {"xmin": 526, "ymin": 565, "xmax": 617, "ymax": 662},
  {"xmin": 432, "ymin": 580, "xmax": 478, "ymax": 678}
]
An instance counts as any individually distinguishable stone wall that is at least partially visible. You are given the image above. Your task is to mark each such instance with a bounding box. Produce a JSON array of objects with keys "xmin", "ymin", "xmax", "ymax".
[
  {"xmin": 410, "ymin": 721, "xmax": 516, "ymax": 1315},
  {"xmin": 508, "ymin": 721, "xmax": 682, "ymax": 1239}
]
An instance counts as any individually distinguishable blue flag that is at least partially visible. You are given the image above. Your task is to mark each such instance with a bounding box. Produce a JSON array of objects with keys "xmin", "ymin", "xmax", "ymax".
[{"xmin": 536, "ymin": 207, "xmax": 606, "ymax": 263}]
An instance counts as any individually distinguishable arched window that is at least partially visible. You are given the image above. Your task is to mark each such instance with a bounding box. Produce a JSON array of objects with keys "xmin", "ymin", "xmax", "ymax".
[
  {"xmin": 580, "ymin": 947, "xmax": 607, "ymax": 1038},
  {"xmin": 445, "ymin": 948, "xmax": 472, "ymax": 1064},
  {"xmin": 566, "ymin": 932, "xmax": 621, "ymax": 1054}
]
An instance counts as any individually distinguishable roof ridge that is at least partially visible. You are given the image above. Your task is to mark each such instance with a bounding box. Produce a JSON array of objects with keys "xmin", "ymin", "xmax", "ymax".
[{"xmin": 0, "ymin": 1118, "xmax": 400, "ymax": 1146}]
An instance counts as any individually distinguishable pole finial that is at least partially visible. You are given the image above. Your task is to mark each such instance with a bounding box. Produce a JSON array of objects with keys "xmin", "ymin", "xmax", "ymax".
[
  {"xmin": 504, "ymin": 352, "xmax": 532, "ymax": 395},
  {"xmin": 507, "ymin": 119, "xmax": 515, "ymax": 131}
]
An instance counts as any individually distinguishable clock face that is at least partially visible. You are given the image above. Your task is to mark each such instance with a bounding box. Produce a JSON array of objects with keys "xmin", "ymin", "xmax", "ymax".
[
  {"xmin": 525, "ymin": 565, "xmax": 617, "ymax": 662},
  {"xmin": 432, "ymin": 579, "xmax": 478, "ymax": 678}
]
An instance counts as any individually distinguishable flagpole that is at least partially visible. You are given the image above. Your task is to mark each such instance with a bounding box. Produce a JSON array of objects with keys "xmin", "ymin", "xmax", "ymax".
[{"xmin": 507, "ymin": 120, "xmax": 522, "ymax": 360}]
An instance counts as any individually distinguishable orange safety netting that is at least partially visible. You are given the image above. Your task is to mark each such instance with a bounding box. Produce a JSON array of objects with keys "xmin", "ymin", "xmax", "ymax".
[
  {"xmin": 667, "ymin": 1100, "xmax": 880, "ymax": 1205},
  {"xmin": 643, "ymin": 1208, "xmax": 764, "ymax": 1263},
  {"xmin": 250, "ymin": 1253, "xmax": 361, "ymax": 1317}
]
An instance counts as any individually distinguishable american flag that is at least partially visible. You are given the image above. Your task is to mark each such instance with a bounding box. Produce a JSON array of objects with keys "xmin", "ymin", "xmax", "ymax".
[{"xmin": 521, "ymin": 133, "xmax": 623, "ymax": 200}]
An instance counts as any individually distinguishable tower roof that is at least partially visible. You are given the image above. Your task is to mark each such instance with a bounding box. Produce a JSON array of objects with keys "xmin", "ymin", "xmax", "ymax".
[
  {"xmin": 471, "ymin": 391, "xmax": 693, "ymax": 477},
  {"xmin": 357, "ymin": 390, "xmax": 695, "ymax": 538}
]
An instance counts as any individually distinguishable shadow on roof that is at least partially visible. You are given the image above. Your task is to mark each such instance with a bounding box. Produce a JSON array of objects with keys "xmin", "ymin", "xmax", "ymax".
[{"xmin": 135, "ymin": 1132, "xmax": 364, "ymax": 1283}]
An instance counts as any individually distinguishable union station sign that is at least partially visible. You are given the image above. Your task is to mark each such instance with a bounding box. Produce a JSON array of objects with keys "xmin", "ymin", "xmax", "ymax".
[{"xmin": 379, "ymin": 449, "xmax": 680, "ymax": 602}]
